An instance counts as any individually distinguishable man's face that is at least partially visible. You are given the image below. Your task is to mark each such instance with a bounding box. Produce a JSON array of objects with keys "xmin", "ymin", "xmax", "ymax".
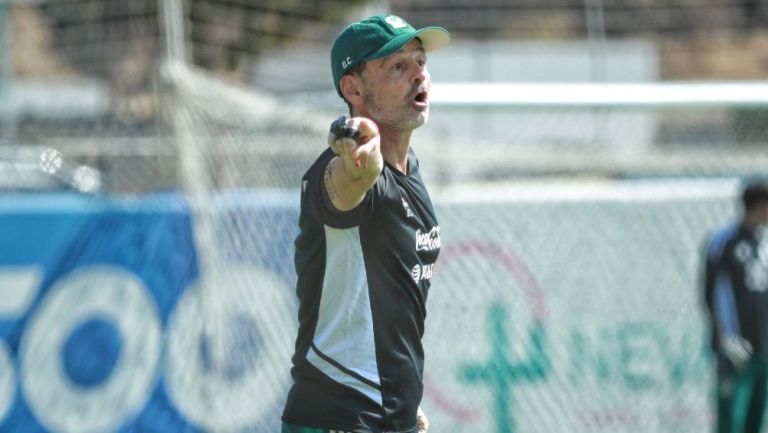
[{"xmin": 357, "ymin": 39, "xmax": 431, "ymax": 130}]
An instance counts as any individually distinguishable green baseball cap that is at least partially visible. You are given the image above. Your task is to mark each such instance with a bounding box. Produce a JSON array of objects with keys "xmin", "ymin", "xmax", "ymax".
[{"xmin": 331, "ymin": 14, "xmax": 451, "ymax": 97}]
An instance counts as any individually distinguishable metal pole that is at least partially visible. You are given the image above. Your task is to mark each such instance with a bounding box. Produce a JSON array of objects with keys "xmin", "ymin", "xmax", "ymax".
[
  {"xmin": 584, "ymin": 0, "xmax": 609, "ymax": 150},
  {"xmin": 584, "ymin": 0, "xmax": 607, "ymax": 82},
  {"xmin": 160, "ymin": 0, "xmax": 187, "ymax": 63},
  {"xmin": 0, "ymin": 2, "xmax": 17, "ymax": 142},
  {"xmin": 159, "ymin": 0, "xmax": 218, "ymax": 412},
  {"xmin": 158, "ymin": 0, "xmax": 212, "ymax": 261}
]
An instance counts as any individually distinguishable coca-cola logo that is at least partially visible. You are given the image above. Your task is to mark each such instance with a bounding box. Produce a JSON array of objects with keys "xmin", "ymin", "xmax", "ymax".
[{"xmin": 415, "ymin": 226, "xmax": 441, "ymax": 252}]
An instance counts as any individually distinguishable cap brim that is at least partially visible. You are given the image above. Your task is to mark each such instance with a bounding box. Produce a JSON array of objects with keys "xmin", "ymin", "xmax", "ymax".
[
  {"xmin": 414, "ymin": 26, "xmax": 451, "ymax": 52},
  {"xmin": 366, "ymin": 26, "xmax": 451, "ymax": 62}
]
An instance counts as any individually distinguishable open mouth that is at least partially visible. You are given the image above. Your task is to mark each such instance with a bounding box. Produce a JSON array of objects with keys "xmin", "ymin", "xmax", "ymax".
[{"xmin": 413, "ymin": 90, "xmax": 429, "ymax": 107}]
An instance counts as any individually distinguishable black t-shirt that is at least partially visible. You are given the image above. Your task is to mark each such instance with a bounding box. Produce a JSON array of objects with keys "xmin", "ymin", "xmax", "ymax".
[
  {"xmin": 283, "ymin": 148, "xmax": 440, "ymax": 433},
  {"xmin": 703, "ymin": 224, "xmax": 768, "ymax": 358}
]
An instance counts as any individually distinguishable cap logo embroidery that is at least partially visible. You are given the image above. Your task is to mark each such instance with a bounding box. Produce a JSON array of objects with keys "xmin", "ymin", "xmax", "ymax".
[
  {"xmin": 384, "ymin": 15, "xmax": 408, "ymax": 29},
  {"xmin": 341, "ymin": 56, "xmax": 352, "ymax": 69}
]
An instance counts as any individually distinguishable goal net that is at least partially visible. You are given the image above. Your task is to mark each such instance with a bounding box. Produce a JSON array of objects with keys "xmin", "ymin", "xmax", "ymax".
[{"xmin": 1, "ymin": 1, "xmax": 767, "ymax": 433}]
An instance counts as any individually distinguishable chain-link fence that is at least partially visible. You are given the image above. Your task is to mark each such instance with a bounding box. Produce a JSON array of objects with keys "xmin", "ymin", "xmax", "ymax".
[{"xmin": 0, "ymin": 1, "xmax": 766, "ymax": 432}]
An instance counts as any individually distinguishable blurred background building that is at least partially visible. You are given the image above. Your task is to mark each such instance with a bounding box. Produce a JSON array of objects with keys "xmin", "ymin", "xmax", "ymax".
[{"xmin": 0, "ymin": 0, "xmax": 766, "ymax": 192}]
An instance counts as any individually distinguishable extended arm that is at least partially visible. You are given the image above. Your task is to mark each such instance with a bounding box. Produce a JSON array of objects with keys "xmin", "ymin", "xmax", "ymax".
[{"xmin": 324, "ymin": 116, "xmax": 384, "ymax": 211}]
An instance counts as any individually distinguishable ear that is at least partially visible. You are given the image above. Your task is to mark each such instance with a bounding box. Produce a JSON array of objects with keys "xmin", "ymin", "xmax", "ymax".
[{"xmin": 340, "ymin": 74, "xmax": 363, "ymax": 106}]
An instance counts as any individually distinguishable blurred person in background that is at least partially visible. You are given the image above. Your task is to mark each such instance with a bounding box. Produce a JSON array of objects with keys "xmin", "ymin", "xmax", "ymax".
[
  {"xmin": 281, "ymin": 14, "xmax": 450, "ymax": 433},
  {"xmin": 703, "ymin": 178, "xmax": 768, "ymax": 433}
]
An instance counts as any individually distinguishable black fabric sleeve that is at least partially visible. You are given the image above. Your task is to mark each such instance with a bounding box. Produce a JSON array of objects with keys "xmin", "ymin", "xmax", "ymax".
[{"xmin": 302, "ymin": 149, "xmax": 388, "ymax": 229}]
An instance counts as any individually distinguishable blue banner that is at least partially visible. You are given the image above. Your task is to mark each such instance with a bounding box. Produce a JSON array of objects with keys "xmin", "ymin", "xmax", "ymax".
[{"xmin": 0, "ymin": 191, "xmax": 299, "ymax": 433}]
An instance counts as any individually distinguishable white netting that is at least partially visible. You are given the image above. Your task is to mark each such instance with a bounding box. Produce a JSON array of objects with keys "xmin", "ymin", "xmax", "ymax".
[
  {"xmin": 162, "ymin": 63, "xmax": 755, "ymax": 433},
  {"xmin": 422, "ymin": 180, "xmax": 737, "ymax": 433},
  {"xmin": 2, "ymin": 1, "xmax": 768, "ymax": 432}
]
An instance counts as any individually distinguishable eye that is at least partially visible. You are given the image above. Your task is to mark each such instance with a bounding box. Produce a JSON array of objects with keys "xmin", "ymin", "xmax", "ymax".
[{"xmin": 393, "ymin": 62, "xmax": 403, "ymax": 70}]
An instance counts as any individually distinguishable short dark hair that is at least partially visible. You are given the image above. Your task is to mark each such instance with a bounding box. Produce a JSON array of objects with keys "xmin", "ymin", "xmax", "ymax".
[
  {"xmin": 741, "ymin": 178, "xmax": 768, "ymax": 210},
  {"xmin": 347, "ymin": 60, "xmax": 367, "ymax": 77},
  {"xmin": 342, "ymin": 60, "xmax": 367, "ymax": 115}
]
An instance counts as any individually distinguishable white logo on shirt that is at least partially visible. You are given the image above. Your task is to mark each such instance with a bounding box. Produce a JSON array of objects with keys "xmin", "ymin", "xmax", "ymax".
[
  {"xmin": 747, "ymin": 237, "xmax": 768, "ymax": 292},
  {"xmin": 737, "ymin": 237, "xmax": 768, "ymax": 292},
  {"xmin": 411, "ymin": 263, "xmax": 434, "ymax": 283},
  {"xmin": 415, "ymin": 227, "xmax": 441, "ymax": 252},
  {"xmin": 402, "ymin": 198, "xmax": 414, "ymax": 218},
  {"xmin": 747, "ymin": 262, "xmax": 768, "ymax": 292},
  {"xmin": 735, "ymin": 241, "xmax": 752, "ymax": 263}
]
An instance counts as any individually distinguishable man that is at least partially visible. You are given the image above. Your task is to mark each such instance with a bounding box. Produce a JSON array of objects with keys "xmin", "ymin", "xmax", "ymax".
[
  {"xmin": 281, "ymin": 14, "xmax": 450, "ymax": 433},
  {"xmin": 703, "ymin": 179, "xmax": 768, "ymax": 433}
]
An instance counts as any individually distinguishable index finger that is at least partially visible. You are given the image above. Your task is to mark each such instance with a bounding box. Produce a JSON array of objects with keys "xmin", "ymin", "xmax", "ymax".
[
  {"xmin": 351, "ymin": 117, "xmax": 379, "ymax": 143},
  {"xmin": 330, "ymin": 115, "xmax": 360, "ymax": 141}
]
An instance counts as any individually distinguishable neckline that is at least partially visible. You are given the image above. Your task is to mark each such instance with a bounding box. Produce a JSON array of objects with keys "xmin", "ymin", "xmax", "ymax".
[{"xmin": 385, "ymin": 148, "xmax": 416, "ymax": 178}]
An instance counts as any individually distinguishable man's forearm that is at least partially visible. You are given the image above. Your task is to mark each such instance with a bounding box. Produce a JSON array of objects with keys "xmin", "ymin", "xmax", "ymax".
[{"xmin": 324, "ymin": 156, "xmax": 380, "ymax": 211}]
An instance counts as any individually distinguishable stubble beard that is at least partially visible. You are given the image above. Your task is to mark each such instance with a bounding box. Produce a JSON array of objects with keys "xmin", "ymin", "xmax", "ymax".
[{"xmin": 363, "ymin": 92, "xmax": 428, "ymax": 131}]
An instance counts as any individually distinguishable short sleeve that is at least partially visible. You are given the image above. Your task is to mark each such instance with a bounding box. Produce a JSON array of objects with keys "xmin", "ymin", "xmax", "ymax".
[{"xmin": 301, "ymin": 149, "xmax": 390, "ymax": 229}]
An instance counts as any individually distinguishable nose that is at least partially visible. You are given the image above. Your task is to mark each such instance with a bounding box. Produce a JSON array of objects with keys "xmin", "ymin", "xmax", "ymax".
[{"xmin": 412, "ymin": 63, "xmax": 427, "ymax": 86}]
